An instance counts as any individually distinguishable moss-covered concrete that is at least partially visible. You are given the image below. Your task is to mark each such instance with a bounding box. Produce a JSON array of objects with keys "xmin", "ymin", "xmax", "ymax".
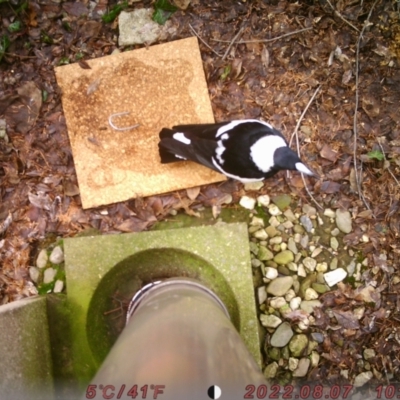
[
  {"xmin": 46, "ymin": 294, "xmax": 80, "ymax": 400},
  {"xmin": 0, "ymin": 296, "xmax": 54, "ymax": 400},
  {"xmin": 63, "ymin": 222, "xmax": 260, "ymax": 388}
]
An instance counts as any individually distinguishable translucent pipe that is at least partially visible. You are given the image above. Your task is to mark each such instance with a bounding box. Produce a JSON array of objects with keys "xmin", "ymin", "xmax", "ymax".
[{"xmin": 85, "ymin": 278, "xmax": 267, "ymax": 400}]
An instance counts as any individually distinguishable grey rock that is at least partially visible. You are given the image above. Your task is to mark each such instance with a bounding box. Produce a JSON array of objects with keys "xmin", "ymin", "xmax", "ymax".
[
  {"xmin": 292, "ymin": 357, "xmax": 310, "ymax": 377},
  {"xmin": 302, "ymin": 204, "xmax": 317, "ymax": 217},
  {"xmin": 287, "ymin": 238, "xmax": 298, "ymax": 254},
  {"xmin": 119, "ymin": 9, "xmax": 172, "ymax": 46},
  {"xmin": 330, "ymin": 236, "xmax": 339, "ymax": 250},
  {"xmin": 244, "ymin": 181, "xmax": 264, "ymax": 191},
  {"xmin": 270, "ymin": 322, "xmax": 293, "ymax": 347},
  {"xmin": 335, "ymin": 209, "xmax": 352, "ymax": 233},
  {"xmin": 258, "ymin": 286, "xmax": 267, "ymax": 304},
  {"xmin": 330, "ymin": 257, "xmax": 338, "ymax": 270},
  {"xmin": 363, "ymin": 348, "xmax": 376, "ymax": 360},
  {"xmin": 311, "ymin": 332, "xmax": 324, "ymax": 343},
  {"xmin": 300, "ymin": 300, "xmax": 322, "ymax": 314},
  {"xmin": 49, "ymin": 246, "xmax": 64, "ymax": 264},
  {"xmin": 300, "ymin": 215, "xmax": 313, "ymax": 232},
  {"xmin": 267, "ymin": 276, "xmax": 293, "ymax": 296},
  {"xmin": 353, "ymin": 371, "xmax": 373, "ymax": 387},
  {"xmin": 300, "ymin": 234, "xmax": 309, "ymax": 249}
]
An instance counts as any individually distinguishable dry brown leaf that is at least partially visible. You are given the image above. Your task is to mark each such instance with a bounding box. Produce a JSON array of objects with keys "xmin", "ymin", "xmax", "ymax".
[{"xmin": 186, "ymin": 186, "xmax": 201, "ymax": 200}]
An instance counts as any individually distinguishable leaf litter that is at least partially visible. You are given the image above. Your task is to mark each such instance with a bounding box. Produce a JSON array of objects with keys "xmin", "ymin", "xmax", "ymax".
[{"xmin": 1, "ymin": 0, "xmax": 400, "ymax": 392}]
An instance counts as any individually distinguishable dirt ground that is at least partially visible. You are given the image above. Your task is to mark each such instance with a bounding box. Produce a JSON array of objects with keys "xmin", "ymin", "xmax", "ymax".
[{"xmin": 1, "ymin": 0, "xmax": 400, "ymax": 391}]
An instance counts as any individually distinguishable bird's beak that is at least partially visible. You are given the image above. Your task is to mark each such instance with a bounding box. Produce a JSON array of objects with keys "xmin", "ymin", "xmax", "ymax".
[{"xmin": 295, "ymin": 162, "xmax": 314, "ymax": 176}]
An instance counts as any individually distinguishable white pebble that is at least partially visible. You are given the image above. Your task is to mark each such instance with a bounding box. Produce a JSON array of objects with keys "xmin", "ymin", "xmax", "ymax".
[
  {"xmin": 324, "ymin": 268, "xmax": 347, "ymax": 287},
  {"xmin": 268, "ymin": 204, "xmax": 282, "ymax": 216},
  {"xmin": 50, "ymin": 246, "xmax": 64, "ymax": 264},
  {"xmin": 316, "ymin": 262, "xmax": 328, "ymax": 272},
  {"xmin": 361, "ymin": 234, "xmax": 369, "ymax": 243},
  {"xmin": 240, "ymin": 196, "xmax": 256, "ymax": 210},
  {"xmin": 254, "ymin": 229, "xmax": 268, "ymax": 240},
  {"xmin": 265, "ymin": 267, "xmax": 278, "ymax": 280},
  {"xmin": 305, "ymin": 288, "xmax": 319, "ymax": 300},
  {"xmin": 53, "ymin": 280, "xmax": 64, "ymax": 293},
  {"xmin": 257, "ymin": 195, "xmax": 270, "ymax": 207},
  {"xmin": 268, "ymin": 216, "xmax": 280, "ymax": 227},
  {"xmin": 311, "ymin": 248, "xmax": 322, "ymax": 258},
  {"xmin": 269, "ymin": 236, "xmax": 282, "ymax": 245},
  {"xmin": 250, "ymin": 217, "xmax": 264, "ymax": 227},
  {"xmin": 36, "ymin": 249, "xmax": 48, "ymax": 269},
  {"xmin": 297, "ymin": 264, "xmax": 307, "ymax": 277},
  {"xmin": 269, "ymin": 297, "xmax": 287, "ymax": 309},
  {"xmin": 324, "ymin": 208, "xmax": 336, "ymax": 218},
  {"xmin": 290, "ymin": 297, "xmax": 302, "ymax": 310},
  {"xmin": 43, "ymin": 268, "xmax": 57, "ymax": 284},
  {"xmin": 285, "ymin": 289, "xmax": 296, "ymax": 301},
  {"xmin": 298, "ymin": 319, "xmax": 310, "ymax": 330},
  {"xmin": 29, "ymin": 267, "xmax": 40, "ymax": 283}
]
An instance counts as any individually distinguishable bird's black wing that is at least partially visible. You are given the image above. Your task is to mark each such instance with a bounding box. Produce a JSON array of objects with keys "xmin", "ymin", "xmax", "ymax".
[
  {"xmin": 171, "ymin": 122, "xmax": 229, "ymax": 141},
  {"xmin": 158, "ymin": 128, "xmax": 220, "ymax": 172}
]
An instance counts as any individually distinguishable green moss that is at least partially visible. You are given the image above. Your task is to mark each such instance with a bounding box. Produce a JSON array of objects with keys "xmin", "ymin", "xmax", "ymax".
[{"xmin": 151, "ymin": 207, "xmax": 250, "ymax": 231}]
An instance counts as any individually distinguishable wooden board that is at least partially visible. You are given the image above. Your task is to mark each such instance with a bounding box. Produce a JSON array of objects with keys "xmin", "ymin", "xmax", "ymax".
[{"xmin": 55, "ymin": 37, "xmax": 225, "ymax": 209}]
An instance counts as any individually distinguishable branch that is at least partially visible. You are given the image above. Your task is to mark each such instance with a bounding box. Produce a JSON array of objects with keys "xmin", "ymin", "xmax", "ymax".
[{"xmin": 211, "ymin": 27, "xmax": 312, "ymax": 44}]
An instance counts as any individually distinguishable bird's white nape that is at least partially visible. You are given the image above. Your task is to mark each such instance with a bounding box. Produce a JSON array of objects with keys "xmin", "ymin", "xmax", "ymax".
[
  {"xmin": 250, "ymin": 136, "xmax": 287, "ymax": 173},
  {"xmin": 295, "ymin": 162, "xmax": 313, "ymax": 176},
  {"xmin": 215, "ymin": 119, "xmax": 274, "ymax": 137}
]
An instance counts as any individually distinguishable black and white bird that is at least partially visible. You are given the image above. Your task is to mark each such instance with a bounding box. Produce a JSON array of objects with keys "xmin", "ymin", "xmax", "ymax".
[{"xmin": 158, "ymin": 119, "xmax": 314, "ymax": 182}]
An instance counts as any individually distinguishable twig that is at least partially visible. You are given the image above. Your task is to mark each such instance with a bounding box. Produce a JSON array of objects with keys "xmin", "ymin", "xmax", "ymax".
[
  {"xmin": 289, "ymin": 85, "xmax": 323, "ymax": 210},
  {"xmin": 377, "ymin": 139, "xmax": 400, "ymax": 187},
  {"xmin": 211, "ymin": 27, "xmax": 312, "ymax": 44},
  {"xmin": 353, "ymin": 0, "xmax": 379, "ymax": 212},
  {"xmin": 4, "ymin": 52, "xmax": 37, "ymax": 59},
  {"xmin": 222, "ymin": 26, "xmax": 245, "ymax": 61},
  {"xmin": 325, "ymin": 0, "xmax": 360, "ymax": 32},
  {"xmin": 289, "ymin": 85, "xmax": 321, "ymax": 148},
  {"xmin": 108, "ymin": 112, "xmax": 140, "ymax": 131},
  {"xmin": 189, "ymin": 24, "xmax": 222, "ymax": 58}
]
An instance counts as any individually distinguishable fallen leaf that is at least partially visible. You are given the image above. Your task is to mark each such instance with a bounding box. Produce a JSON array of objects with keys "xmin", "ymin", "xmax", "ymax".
[
  {"xmin": 320, "ymin": 181, "xmax": 341, "ymax": 193},
  {"xmin": 320, "ymin": 144, "xmax": 338, "ymax": 162},
  {"xmin": 333, "ymin": 310, "xmax": 360, "ymax": 329},
  {"xmin": 186, "ymin": 186, "xmax": 200, "ymax": 200}
]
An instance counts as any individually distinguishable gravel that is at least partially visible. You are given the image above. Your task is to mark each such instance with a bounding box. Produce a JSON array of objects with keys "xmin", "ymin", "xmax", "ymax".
[{"xmin": 241, "ymin": 196, "xmax": 370, "ymax": 383}]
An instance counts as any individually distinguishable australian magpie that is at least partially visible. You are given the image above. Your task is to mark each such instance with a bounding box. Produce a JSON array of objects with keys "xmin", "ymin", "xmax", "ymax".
[{"xmin": 158, "ymin": 119, "xmax": 314, "ymax": 182}]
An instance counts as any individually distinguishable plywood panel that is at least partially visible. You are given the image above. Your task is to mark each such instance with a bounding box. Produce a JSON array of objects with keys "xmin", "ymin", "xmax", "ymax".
[{"xmin": 55, "ymin": 37, "xmax": 225, "ymax": 209}]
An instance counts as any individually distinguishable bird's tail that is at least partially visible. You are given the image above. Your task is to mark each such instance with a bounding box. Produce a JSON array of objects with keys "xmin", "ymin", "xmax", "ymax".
[{"xmin": 158, "ymin": 128, "xmax": 186, "ymax": 163}]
